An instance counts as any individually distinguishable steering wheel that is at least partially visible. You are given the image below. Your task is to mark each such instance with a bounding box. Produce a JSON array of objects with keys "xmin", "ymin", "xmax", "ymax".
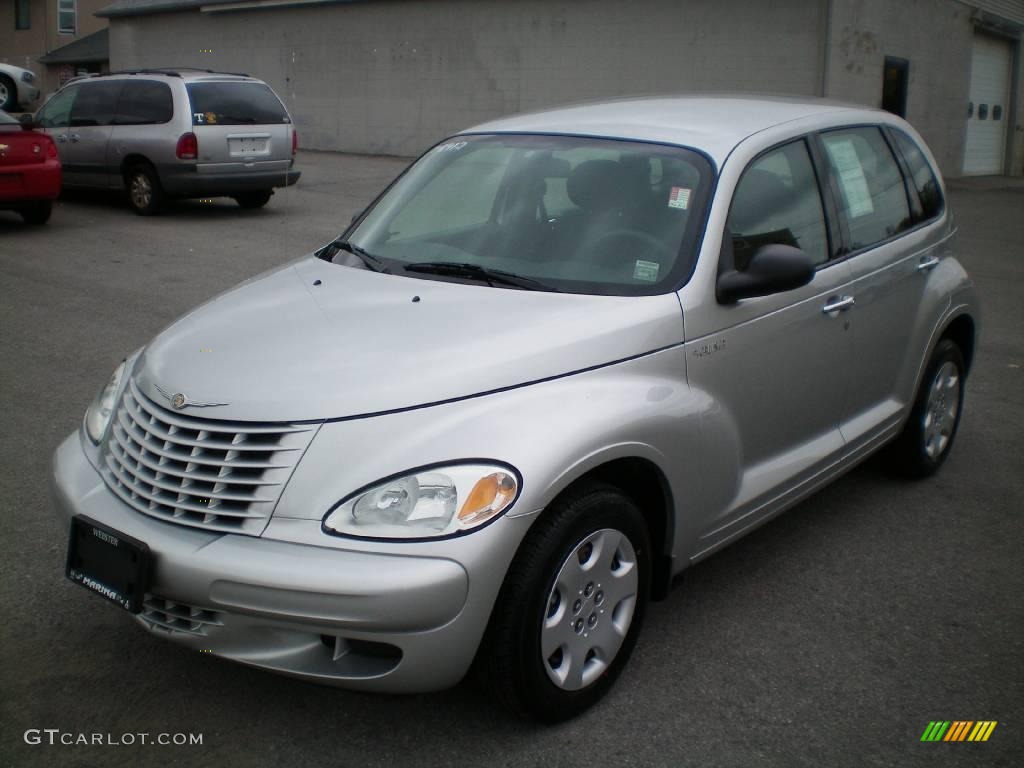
[{"xmin": 584, "ymin": 229, "xmax": 675, "ymax": 267}]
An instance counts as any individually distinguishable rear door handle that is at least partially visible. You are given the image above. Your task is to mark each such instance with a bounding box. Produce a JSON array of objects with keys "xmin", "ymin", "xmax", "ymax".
[
  {"xmin": 917, "ymin": 255, "xmax": 940, "ymax": 272},
  {"xmin": 69, "ymin": 133, "xmax": 81, "ymax": 143},
  {"xmin": 55, "ymin": 134, "xmax": 67, "ymax": 143},
  {"xmin": 822, "ymin": 295, "xmax": 855, "ymax": 314}
]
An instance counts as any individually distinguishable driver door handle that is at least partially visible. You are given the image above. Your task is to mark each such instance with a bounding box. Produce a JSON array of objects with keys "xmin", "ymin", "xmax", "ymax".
[
  {"xmin": 69, "ymin": 133, "xmax": 81, "ymax": 143},
  {"xmin": 822, "ymin": 295, "xmax": 855, "ymax": 314},
  {"xmin": 917, "ymin": 255, "xmax": 941, "ymax": 272},
  {"xmin": 55, "ymin": 134, "xmax": 67, "ymax": 143}
]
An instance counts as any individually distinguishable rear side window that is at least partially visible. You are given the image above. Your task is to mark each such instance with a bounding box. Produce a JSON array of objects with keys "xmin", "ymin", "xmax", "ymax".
[
  {"xmin": 820, "ymin": 127, "xmax": 911, "ymax": 251},
  {"xmin": 186, "ymin": 82, "xmax": 289, "ymax": 126},
  {"xmin": 70, "ymin": 82, "xmax": 122, "ymax": 127},
  {"xmin": 891, "ymin": 129, "xmax": 944, "ymax": 221},
  {"xmin": 728, "ymin": 139, "xmax": 830, "ymax": 270},
  {"xmin": 115, "ymin": 81, "xmax": 173, "ymax": 125}
]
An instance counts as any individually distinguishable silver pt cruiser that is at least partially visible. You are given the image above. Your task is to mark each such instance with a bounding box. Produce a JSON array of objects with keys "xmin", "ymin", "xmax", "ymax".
[{"xmin": 51, "ymin": 96, "xmax": 979, "ymax": 722}]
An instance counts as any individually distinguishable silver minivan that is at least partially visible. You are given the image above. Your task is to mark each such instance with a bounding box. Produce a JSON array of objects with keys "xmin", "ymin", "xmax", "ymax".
[
  {"xmin": 32, "ymin": 68, "xmax": 299, "ymax": 214},
  {"xmin": 51, "ymin": 96, "xmax": 979, "ymax": 721}
]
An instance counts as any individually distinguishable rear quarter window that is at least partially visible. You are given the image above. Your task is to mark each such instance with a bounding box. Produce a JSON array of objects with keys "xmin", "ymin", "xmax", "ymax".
[
  {"xmin": 891, "ymin": 129, "xmax": 944, "ymax": 222},
  {"xmin": 186, "ymin": 82, "xmax": 289, "ymax": 126}
]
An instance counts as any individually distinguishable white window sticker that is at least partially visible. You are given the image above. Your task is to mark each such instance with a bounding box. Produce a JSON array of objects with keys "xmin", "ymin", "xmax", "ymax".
[
  {"xmin": 825, "ymin": 139, "xmax": 874, "ymax": 218},
  {"xmin": 667, "ymin": 186, "xmax": 691, "ymax": 210},
  {"xmin": 633, "ymin": 259, "xmax": 660, "ymax": 282}
]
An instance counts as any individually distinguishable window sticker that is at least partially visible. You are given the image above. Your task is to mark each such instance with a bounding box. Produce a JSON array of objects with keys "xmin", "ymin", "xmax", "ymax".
[
  {"xmin": 825, "ymin": 138, "xmax": 874, "ymax": 218},
  {"xmin": 668, "ymin": 186, "xmax": 691, "ymax": 210},
  {"xmin": 633, "ymin": 259, "xmax": 660, "ymax": 282}
]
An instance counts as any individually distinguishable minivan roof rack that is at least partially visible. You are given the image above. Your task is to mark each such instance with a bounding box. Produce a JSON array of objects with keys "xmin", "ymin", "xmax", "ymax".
[{"xmin": 95, "ymin": 67, "xmax": 252, "ymax": 78}]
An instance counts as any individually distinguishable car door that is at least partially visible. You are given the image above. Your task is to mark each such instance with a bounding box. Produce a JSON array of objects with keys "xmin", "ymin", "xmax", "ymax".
[
  {"xmin": 683, "ymin": 137, "xmax": 855, "ymax": 554},
  {"xmin": 65, "ymin": 80, "xmax": 122, "ymax": 188},
  {"xmin": 815, "ymin": 126, "xmax": 951, "ymax": 455},
  {"xmin": 35, "ymin": 84, "xmax": 78, "ymax": 170}
]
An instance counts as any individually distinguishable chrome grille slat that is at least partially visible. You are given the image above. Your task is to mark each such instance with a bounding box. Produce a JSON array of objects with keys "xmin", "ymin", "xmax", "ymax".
[
  {"xmin": 103, "ymin": 454, "xmax": 267, "ymax": 518},
  {"xmin": 99, "ymin": 379, "xmax": 318, "ymax": 535},
  {"xmin": 107, "ymin": 433, "xmax": 279, "ymax": 486},
  {"xmin": 123, "ymin": 396, "xmax": 302, "ymax": 451}
]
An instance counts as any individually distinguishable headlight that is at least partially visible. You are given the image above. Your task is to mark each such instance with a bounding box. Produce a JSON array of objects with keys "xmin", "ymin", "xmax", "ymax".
[
  {"xmin": 323, "ymin": 463, "xmax": 520, "ymax": 540},
  {"xmin": 84, "ymin": 360, "xmax": 127, "ymax": 444},
  {"xmin": 21, "ymin": 71, "xmax": 35, "ymax": 84}
]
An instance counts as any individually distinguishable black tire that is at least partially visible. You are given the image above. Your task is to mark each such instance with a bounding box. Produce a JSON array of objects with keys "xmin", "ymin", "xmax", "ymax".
[
  {"xmin": 0, "ymin": 75, "xmax": 17, "ymax": 112},
  {"xmin": 19, "ymin": 201, "xmax": 52, "ymax": 225},
  {"xmin": 885, "ymin": 338, "xmax": 966, "ymax": 478},
  {"xmin": 234, "ymin": 190, "xmax": 273, "ymax": 209},
  {"xmin": 125, "ymin": 163, "xmax": 164, "ymax": 216},
  {"xmin": 478, "ymin": 483, "xmax": 651, "ymax": 722}
]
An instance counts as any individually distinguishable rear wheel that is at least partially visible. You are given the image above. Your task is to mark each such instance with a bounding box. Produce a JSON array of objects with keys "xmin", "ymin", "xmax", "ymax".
[
  {"xmin": 0, "ymin": 75, "xmax": 17, "ymax": 112},
  {"xmin": 234, "ymin": 190, "xmax": 273, "ymax": 209},
  {"xmin": 886, "ymin": 338, "xmax": 966, "ymax": 478},
  {"xmin": 125, "ymin": 164, "xmax": 164, "ymax": 216},
  {"xmin": 478, "ymin": 483, "xmax": 650, "ymax": 722},
  {"xmin": 20, "ymin": 201, "xmax": 52, "ymax": 225}
]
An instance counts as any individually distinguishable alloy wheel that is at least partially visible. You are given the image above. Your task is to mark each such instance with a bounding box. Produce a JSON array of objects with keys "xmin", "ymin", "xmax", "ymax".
[{"xmin": 922, "ymin": 360, "xmax": 960, "ymax": 459}]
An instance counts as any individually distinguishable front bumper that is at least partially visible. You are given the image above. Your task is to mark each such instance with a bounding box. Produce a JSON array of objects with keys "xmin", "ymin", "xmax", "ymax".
[
  {"xmin": 17, "ymin": 83, "xmax": 40, "ymax": 106},
  {"xmin": 51, "ymin": 431, "xmax": 534, "ymax": 692}
]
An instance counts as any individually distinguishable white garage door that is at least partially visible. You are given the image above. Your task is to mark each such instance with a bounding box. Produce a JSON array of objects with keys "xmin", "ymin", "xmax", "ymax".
[{"xmin": 963, "ymin": 34, "xmax": 1013, "ymax": 176}]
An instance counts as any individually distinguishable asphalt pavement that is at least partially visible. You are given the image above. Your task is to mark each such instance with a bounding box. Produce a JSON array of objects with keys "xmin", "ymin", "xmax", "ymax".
[{"xmin": 0, "ymin": 153, "xmax": 1021, "ymax": 768}]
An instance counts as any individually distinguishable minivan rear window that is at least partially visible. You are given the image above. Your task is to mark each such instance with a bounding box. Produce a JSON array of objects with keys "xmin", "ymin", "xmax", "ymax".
[{"xmin": 186, "ymin": 82, "xmax": 289, "ymax": 126}]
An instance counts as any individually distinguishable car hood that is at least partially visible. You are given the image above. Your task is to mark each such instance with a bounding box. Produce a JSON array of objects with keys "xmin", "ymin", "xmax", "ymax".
[{"xmin": 133, "ymin": 256, "xmax": 684, "ymax": 422}]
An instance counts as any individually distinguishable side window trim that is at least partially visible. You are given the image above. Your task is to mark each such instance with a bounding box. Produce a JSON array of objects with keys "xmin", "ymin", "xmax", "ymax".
[{"xmin": 718, "ymin": 134, "xmax": 840, "ymax": 276}]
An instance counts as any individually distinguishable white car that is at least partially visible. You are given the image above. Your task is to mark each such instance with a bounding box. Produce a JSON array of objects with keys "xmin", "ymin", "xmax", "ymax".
[{"xmin": 0, "ymin": 63, "xmax": 41, "ymax": 112}]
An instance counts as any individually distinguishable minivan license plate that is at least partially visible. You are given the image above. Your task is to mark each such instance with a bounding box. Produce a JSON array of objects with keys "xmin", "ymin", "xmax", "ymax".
[
  {"xmin": 66, "ymin": 516, "xmax": 150, "ymax": 613},
  {"xmin": 229, "ymin": 137, "xmax": 268, "ymax": 155}
]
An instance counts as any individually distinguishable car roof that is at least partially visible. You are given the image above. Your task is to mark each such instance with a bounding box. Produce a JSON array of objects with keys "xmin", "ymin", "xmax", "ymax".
[
  {"xmin": 70, "ymin": 68, "xmax": 261, "ymax": 84},
  {"xmin": 462, "ymin": 94, "xmax": 877, "ymax": 164}
]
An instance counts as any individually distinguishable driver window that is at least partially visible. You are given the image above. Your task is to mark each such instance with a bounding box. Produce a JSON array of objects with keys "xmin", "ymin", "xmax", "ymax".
[
  {"xmin": 728, "ymin": 140, "xmax": 829, "ymax": 270},
  {"xmin": 36, "ymin": 86, "xmax": 78, "ymax": 129}
]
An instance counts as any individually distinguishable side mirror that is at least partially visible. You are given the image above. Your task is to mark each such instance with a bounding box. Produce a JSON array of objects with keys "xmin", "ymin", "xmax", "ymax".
[
  {"xmin": 717, "ymin": 244, "xmax": 815, "ymax": 303},
  {"xmin": 19, "ymin": 113, "xmax": 37, "ymax": 130}
]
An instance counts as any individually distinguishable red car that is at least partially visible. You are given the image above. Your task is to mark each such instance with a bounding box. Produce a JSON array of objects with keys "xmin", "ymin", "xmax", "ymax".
[{"xmin": 0, "ymin": 110, "xmax": 61, "ymax": 224}]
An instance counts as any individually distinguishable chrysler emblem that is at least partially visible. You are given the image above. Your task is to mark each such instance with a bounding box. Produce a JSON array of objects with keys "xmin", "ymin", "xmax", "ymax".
[{"xmin": 154, "ymin": 384, "xmax": 228, "ymax": 410}]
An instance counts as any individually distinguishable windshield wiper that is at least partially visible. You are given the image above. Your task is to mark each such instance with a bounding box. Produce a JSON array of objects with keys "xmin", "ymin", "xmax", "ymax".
[
  {"xmin": 331, "ymin": 240, "xmax": 391, "ymax": 273},
  {"xmin": 402, "ymin": 262, "xmax": 557, "ymax": 292}
]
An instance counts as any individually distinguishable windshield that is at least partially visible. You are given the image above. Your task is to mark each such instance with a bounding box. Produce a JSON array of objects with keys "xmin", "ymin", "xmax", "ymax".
[{"xmin": 341, "ymin": 134, "xmax": 713, "ymax": 295}]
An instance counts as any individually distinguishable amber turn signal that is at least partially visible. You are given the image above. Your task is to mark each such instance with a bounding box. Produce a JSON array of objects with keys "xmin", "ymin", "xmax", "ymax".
[{"xmin": 458, "ymin": 472, "xmax": 517, "ymax": 524}]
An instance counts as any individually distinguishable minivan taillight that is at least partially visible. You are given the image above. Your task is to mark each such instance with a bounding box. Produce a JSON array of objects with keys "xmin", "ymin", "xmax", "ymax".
[
  {"xmin": 176, "ymin": 132, "xmax": 198, "ymax": 160},
  {"xmin": 291, "ymin": 128, "xmax": 298, "ymax": 156}
]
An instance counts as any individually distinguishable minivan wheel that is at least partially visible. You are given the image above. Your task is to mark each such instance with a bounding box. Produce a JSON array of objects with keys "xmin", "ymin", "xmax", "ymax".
[
  {"xmin": 886, "ymin": 338, "xmax": 965, "ymax": 478},
  {"xmin": 479, "ymin": 483, "xmax": 650, "ymax": 722},
  {"xmin": 234, "ymin": 190, "xmax": 273, "ymax": 209},
  {"xmin": 20, "ymin": 201, "xmax": 52, "ymax": 225},
  {"xmin": 126, "ymin": 164, "xmax": 164, "ymax": 216}
]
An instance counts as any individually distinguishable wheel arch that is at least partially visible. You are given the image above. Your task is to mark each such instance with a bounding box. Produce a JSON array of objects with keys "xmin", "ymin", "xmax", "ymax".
[
  {"xmin": 939, "ymin": 312, "xmax": 976, "ymax": 375},
  {"xmin": 120, "ymin": 154, "xmax": 157, "ymax": 184},
  {"xmin": 545, "ymin": 456, "xmax": 677, "ymax": 601}
]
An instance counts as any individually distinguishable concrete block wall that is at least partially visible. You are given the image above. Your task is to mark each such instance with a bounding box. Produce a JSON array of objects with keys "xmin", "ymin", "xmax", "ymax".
[
  {"xmin": 824, "ymin": 0, "xmax": 975, "ymax": 175},
  {"xmin": 109, "ymin": 0, "xmax": 826, "ymax": 158}
]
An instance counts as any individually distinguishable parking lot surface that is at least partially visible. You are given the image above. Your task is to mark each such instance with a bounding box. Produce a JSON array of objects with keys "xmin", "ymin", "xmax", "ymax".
[{"xmin": 1, "ymin": 153, "xmax": 1021, "ymax": 767}]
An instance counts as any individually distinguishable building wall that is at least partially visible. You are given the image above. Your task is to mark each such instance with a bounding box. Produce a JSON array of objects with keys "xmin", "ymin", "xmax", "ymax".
[
  {"xmin": 824, "ymin": 0, "xmax": 976, "ymax": 175},
  {"xmin": 1, "ymin": 0, "xmax": 109, "ymax": 95},
  {"xmin": 109, "ymin": 0, "xmax": 827, "ymax": 157}
]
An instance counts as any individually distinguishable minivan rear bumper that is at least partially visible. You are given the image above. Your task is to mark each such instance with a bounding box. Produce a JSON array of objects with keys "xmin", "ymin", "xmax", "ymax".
[{"xmin": 158, "ymin": 165, "xmax": 300, "ymax": 197}]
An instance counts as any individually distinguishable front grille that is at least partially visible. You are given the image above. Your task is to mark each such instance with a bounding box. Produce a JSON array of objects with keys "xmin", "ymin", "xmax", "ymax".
[
  {"xmin": 141, "ymin": 595, "xmax": 222, "ymax": 635},
  {"xmin": 99, "ymin": 378, "xmax": 316, "ymax": 535}
]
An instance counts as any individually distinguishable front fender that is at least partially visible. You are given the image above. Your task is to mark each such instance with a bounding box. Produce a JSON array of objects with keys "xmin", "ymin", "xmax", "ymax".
[{"xmin": 273, "ymin": 346, "xmax": 710, "ymax": 561}]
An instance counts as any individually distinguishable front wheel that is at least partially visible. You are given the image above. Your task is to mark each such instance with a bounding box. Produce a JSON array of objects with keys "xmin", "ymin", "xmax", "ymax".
[
  {"xmin": 0, "ymin": 75, "xmax": 17, "ymax": 112},
  {"xmin": 478, "ymin": 484, "xmax": 650, "ymax": 722},
  {"xmin": 20, "ymin": 201, "xmax": 52, "ymax": 225},
  {"xmin": 886, "ymin": 338, "xmax": 966, "ymax": 478}
]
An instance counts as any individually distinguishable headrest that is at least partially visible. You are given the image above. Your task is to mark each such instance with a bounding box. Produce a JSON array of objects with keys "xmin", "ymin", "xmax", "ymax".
[{"xmin": 567, "ymin": 159, "xmax": 630, "ymax": 212}]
